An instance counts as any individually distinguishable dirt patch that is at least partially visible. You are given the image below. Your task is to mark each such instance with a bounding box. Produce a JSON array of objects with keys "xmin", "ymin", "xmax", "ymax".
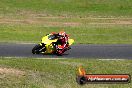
[
  {"xmin": 0, "ymin": 18, "xmax": 81, "ymax": 27},
  {"xmin": 0, "ymin": 67, "xmax": 25, "ymax": 76},
  {"xmin": 115, "ymin": 20, "xmax": 132, "ymax": 24},
  {"xmin": 0, "ymin": 17, "xmax": 132, "ymax": 26}
]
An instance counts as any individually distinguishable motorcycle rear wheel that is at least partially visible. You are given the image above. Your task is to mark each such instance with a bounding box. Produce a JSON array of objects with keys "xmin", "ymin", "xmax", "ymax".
[{"xmin": 56, "ymin": 49, "xmax": 63, "ymax": 56}]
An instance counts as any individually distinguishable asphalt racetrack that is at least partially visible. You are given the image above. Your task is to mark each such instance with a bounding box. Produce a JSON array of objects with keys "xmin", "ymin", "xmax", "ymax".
[{"xmin": 0, "ymin": 43, "xmax": 132, "ymax": 59}]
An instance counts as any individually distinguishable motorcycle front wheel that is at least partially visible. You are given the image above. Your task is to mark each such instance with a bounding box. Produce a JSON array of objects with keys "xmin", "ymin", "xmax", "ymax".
[{"xmin": 32, "ymin": 44, "xmax": 44, "ymax": 54}]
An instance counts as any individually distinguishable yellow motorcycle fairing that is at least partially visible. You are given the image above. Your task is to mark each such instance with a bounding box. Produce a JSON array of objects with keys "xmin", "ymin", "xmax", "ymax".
[
  {"xmin": 68, "ymin": 39, "xmax": 74, "ymax": 45},
  {"xmin": 39, "ymin": 34, "xmax": 57, "ymax": 54},
  {"xmin": 41, "ymin": 34, "xmax": 58, "ymax": 44}
]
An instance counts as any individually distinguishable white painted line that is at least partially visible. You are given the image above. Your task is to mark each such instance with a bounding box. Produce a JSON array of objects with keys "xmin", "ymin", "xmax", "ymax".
[
  {"xmin": 0, "ymin": 56, "xmax": 23, "ymax": 59},
  {"xmin": 35, "ymin": 58, "xmax": 66, "ymax": 59},
  {"xmin": 99, "ymin": 59, "xmax": 126, "ymax": 60},
  {"xmin": 0, "ymin": 56, "xmax": 67, "ymax": 59}
]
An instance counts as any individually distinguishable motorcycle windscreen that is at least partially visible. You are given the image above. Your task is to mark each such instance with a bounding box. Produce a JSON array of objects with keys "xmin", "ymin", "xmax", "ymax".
[
  {"xmin": 42, "ymin": 35, "xmax": 57, "ymax": 44},
  {"xmin": 68, "ymin": 39, "xmax": 74, "ymax": 45}
]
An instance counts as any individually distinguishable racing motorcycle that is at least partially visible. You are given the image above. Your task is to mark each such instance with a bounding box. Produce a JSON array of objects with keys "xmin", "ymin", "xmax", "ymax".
[{"xmin": 32, "ymin": 33, "xmax": 74, "ymax": 56}]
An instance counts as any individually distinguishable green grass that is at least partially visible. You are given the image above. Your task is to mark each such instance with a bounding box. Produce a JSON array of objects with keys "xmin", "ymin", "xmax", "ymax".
[
  {"xmin": 0, "ymin": 0, "xmax": 132, "ymax": 17},
  {"xmin": 0, "ymin": 1, "xmax": 132, "ymax": 88},
  {"xmin": 0, "ymin": 58, "xmax": 131, "ymax": 88},
  {"xmin": 0, "ymin": 23, "xmax": 132, "ymax": 44},
  {"xmin": 0, "ymin": 0, "xmax": 132, "ymax": 44}
]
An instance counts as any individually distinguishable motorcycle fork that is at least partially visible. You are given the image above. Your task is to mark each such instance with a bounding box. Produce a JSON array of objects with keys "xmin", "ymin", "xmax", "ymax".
[{"xmin": 39, "ymin": 43, "xmax": 46, "ymax": 52}]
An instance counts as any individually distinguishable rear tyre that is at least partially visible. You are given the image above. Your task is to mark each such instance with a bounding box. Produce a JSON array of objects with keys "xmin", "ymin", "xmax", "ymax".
[
  {"xmin": 32, "ymin": 44, "xmax": 43, "ymax": 54},
  {"xmin": 56, "ymin": 49, "xmax": 63, "ymax": 56}
]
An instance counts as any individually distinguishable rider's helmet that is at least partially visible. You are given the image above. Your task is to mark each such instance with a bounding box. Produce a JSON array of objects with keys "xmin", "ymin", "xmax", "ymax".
[
  {"xmin": 58, "ymin": 31, "xmax": 66, "ymax": 39},
  {"xmin": 59, "ymin": 31, "xmax": 66, "ymax": 37}
]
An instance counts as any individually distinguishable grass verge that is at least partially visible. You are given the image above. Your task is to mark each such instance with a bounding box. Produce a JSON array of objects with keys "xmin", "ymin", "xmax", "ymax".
[
  {"xmin": 0, "ymin": 58, "xmax": 131, "ymax": 88},
  {"xmin": 0, "ymin": 0, "xmax": 132, "ymax": 44},
  {"xmin": 0, "ymin": 0, "xmax": 132, "ymax": 17},
  {"xmin": 0, "ymin": 23, "xmax": 132, "ymax": 44}
]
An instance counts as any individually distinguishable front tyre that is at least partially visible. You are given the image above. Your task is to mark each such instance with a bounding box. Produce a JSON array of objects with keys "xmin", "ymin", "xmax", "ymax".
[{"xmin": 32, "ymin": 44, "xmax": 43, "ymax": 54}]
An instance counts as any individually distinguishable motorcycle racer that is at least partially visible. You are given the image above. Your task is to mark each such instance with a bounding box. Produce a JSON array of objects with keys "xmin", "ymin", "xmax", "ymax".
[{"xmin": 52, "ymin": 31, "xmax": 70, "ymax": 54}]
